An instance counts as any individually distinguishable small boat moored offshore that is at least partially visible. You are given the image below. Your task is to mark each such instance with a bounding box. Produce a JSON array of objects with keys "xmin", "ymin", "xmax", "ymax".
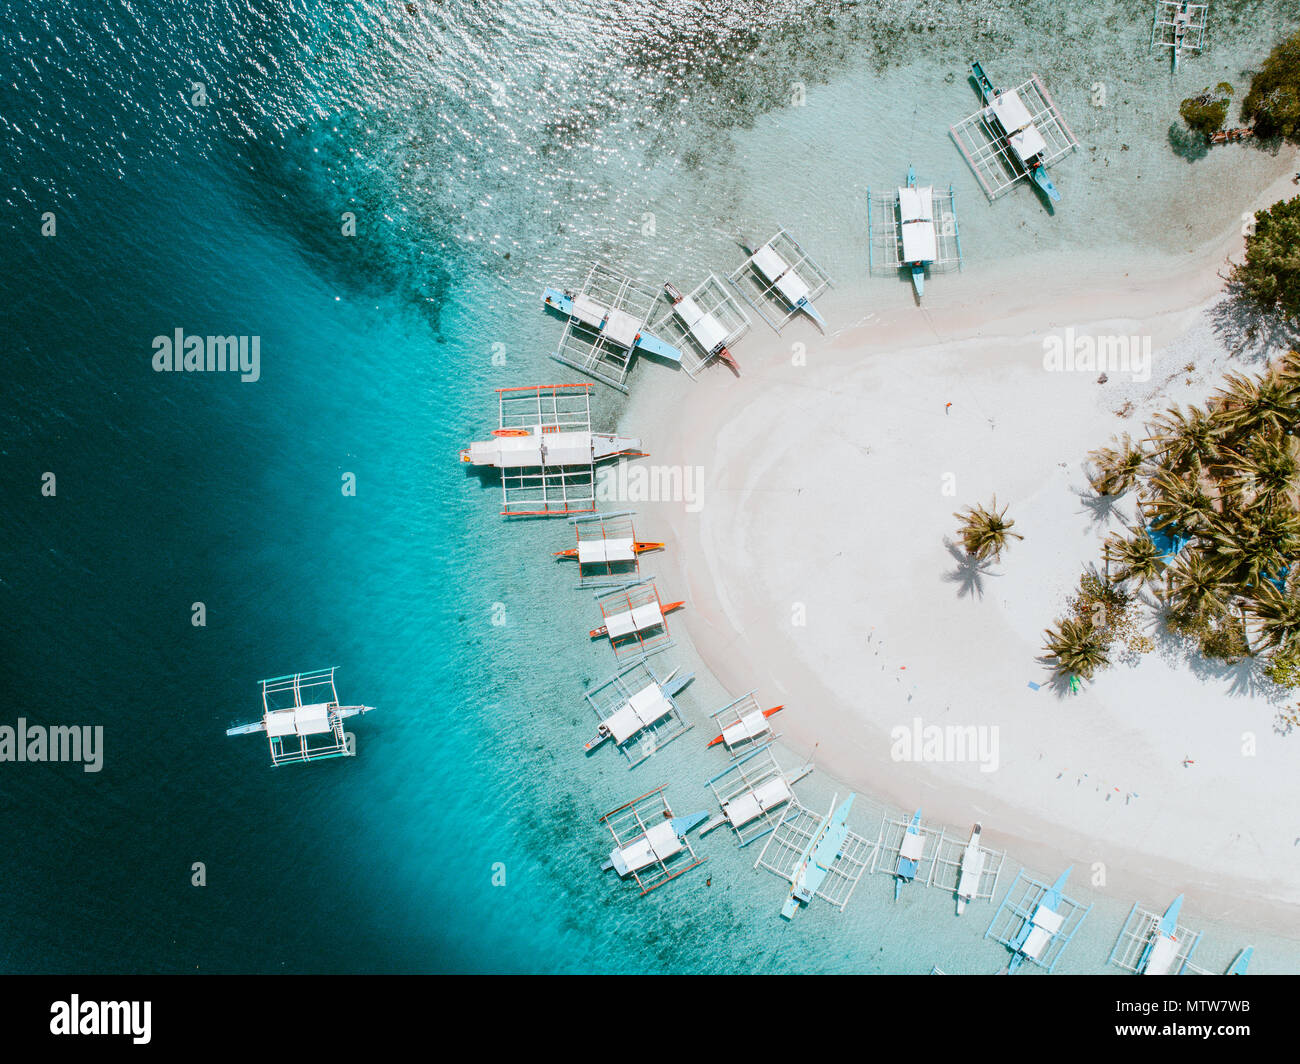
[
  {"xmin": 1140, "ymin": 894, "xmax": 1187, "ymax": 975},
  {"xmin": 774, "ymin": 793, "xmax": 869, "ymax": 919},
  {"xmin": 543, "ymin": 263, "xmax": 683, "ymax": 393},
  {"xmin": 867, "ymin": 167, "xmax": 962, "ymax": 301},
  {"xmin": 657, "ymin": 277, "xmax": 751, "ymax": 378},
  {"xmin": 985, "ymin": 866, "xmax": 1092, "ymax": 974},
  {"xmin": 582, "ymin": 659, "xmax": 695, "ymax": 767},
  {"xmin": 729, "ymin": 228, "xmax": 833, "ymax": 332},
  {"xmin": 555, "ymin": 510, "xmax": 663, "ymax": 589},
  {"xmin": 955, "ymin": 823, "xmax": 986, "ymax": 915},
  {"xmin": 460, "ymin": 383, "xmax": 646, "ymax": 517},
  {"xmin": 950, "ymin": 62, "xmax": 1078, "ymax": 204},
  {"xmin": 226, "ymin": 667, "xmax": 374, "ymax": 767},
  {"xmin": 892, "ymin": 808, "xmax": 926, "ymax": 900},
  {"xmin": 701, "ymin": 740, "xmax": 814, "ymax": 847},
  {"xmin": 1109, "ymin": 893, "xmax": 1204, "ymax": 974},
  {"xmin": 706, "ymin": 693, "xmax": 784, "ymax": 754},
  {"xmin": 1151, "ymin": 1, "xmax": 1208, "ymax": 72},
  {"xmin": 599, "ymin": 784, "xmax": 708, "ymax": 895},
  {"xmin": 589, "ymin": 578, "xmax": 684, "ymax": 659}
]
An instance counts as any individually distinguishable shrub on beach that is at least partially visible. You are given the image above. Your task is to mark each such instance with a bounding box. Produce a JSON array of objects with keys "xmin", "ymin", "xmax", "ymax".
[
  {"xmin": 1240, "ymin": 30, "xmax": 1300, "ymax": 141},
  {"xmin": 1043, "ymin": 572, "xmax": 1144, "ymax": 682},
  {"xmin": 1231, "ymin": 196, "xmax": 1300, "ymax": 322},
  {"xmin": 1263, "ymin": 641, "xmax": 1300, "ymax": 688}
]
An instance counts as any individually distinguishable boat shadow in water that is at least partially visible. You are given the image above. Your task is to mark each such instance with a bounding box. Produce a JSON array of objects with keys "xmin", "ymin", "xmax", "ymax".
[{"xmin": 941, "ymin": 536, "xmax": 998, "ymax": 601}]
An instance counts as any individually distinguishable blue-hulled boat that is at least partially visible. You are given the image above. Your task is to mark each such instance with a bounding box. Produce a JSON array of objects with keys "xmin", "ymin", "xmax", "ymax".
[
  {"xmin": 971, "ymin": 61, "xmax": 1061, "ymax": 203},
  {"xmin": 1227, "ymin": 946, "xmax": 1254, "ymax": 975},
  {"xmin": 543, "ymin": 287, "xmax": 683, "ymax": 363},
  {"xmin": 1139, "ymin": 894, "xmax": 1185, "ymax": 975},
  {"xmin": 781, "ymin": 793, "xmax": 854, "ymax": 919},
  {"xmin": 893, "ymin": 808, "xmax": 924, "ymax": 900},
  {"xmin": 1007, "ymin": 866, "xmax": 1071, "ymax": 973}
]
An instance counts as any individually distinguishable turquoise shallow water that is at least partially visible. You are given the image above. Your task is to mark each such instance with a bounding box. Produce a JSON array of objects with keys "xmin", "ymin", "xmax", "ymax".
[{"xmin": 2, "ymin": 0, "xmax": 1299, "ymax": 972}]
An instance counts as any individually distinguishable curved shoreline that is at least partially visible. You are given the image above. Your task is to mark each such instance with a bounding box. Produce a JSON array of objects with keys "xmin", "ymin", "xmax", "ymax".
[{"xmin": 623, "ymin": 159, "xmax": 1300, "ymax": 937}]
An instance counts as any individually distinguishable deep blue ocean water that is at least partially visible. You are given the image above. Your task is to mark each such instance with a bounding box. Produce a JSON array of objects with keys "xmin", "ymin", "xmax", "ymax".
[{"xmin": 4, "ymin": 0, "xmax": 1299, "ymax": 973}]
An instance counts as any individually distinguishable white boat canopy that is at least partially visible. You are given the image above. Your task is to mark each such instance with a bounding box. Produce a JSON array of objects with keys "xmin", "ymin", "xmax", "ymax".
[
  {"xmin": 577, "ymin": 537, "xmax": 636, "ymax": 564},
  {"xmin": 602, "ymin": 682, "xmax": 673, "ymax": 745},
  {"xmin": 1021, "ymin": 906, "xmax": 1066, "ymax": 960},
  {"xmin": 720, "ymin": 705, "xmax": 774, "ymax": 748},
  {"xmin": 725, "ymin": 776, "xmax": 793, "ymax": 829},
  {"xmin": 1144, "ymin": 934, "xmax": 1180, "ymax": 975},
  {"xmin": 728, "ymin": 228, "xmax": 832, "ymax": 332},
  {"xmin": 898, "ymin": 185, "xmax": 938, "ymax": 264},
  {"xmin": 899, "ymin": 831, "xmax": 926, "ymax": 863},
  {"xmin": 752, "ymin": 244, "xmax": 811, "ymax": 306},
  {"xmin": 604, "ymin": 601, "xmax": 664, "ymax": 639},
  {"xmin": 673, "ymin": 295, "xmax": 730, "ymax": 353},
  {"xmin": 610, "ymin": 821, "xmax": 685, "ymax": 876}
]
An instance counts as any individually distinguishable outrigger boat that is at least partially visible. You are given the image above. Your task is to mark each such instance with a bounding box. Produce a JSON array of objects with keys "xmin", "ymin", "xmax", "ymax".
[
  {"xmin": 556, "ymin": 539, "xmax": 663, "ymax": 561},
  {"xmin": 748, "ymin": 241, "xmax": 826, "ymax": 329},
  {"xmin": 955, "ymin": 823, "xmax": 986, "ymax": 915},
  {"xmin": 226, "ymin": 667, "xmax": 374, "ymax": 767},
  {"xmin": 893, "ymin": 808, "xmax": 925, "ymax": 900},
  {"xmin": 1151, "ymin": 2, "xmax": 1209, "ymax": 73},
  {"xmin": 1139, "ymin": 894, "xmax": 1186, "ymax": 975},
  {"xmin": 900, "ymin": 167, "xmax": 934, "ymax": 298},
  {"xmin": 971, "ymin": 61, "xmax": 1061, "ymax": 203},
  {"xmin": 1226, "ymin": 946, "xmax": 1253, "ymax": 975},
  {"xmin": 460, "ymin": 384, "xmax": 646, "ymax": 517},
  {"xmin": 543, "ymin": 287, "xmax": 684, "ymax": 363},
  {"xmin": 583, "ymin": 665, "xmax": 692, "ymax": 755},
  {"xmin": 599, "ymin": 785, "xmax": 708, "ymax": 894},
  {"xmin": 557, "ymin": 511, "xmax": 662, "ymax": 589},
  {"xmin": 707, "ymin": 701, "xmax": 784, "ymax": 749},
  {"xmin": 867, "ymin": 171, "xmax": 961, "ymax": 300},
  {"xmin": 664, "ymin": 281, "xmax": 740, "ymax": 373},
  {"xmin": 1006, "ymin": 867, "xmax": 1071, "ymax": 973},
  {"xmin": 590, "ymin": 599, "xmax": 685, "ymax": 639},
  {"xmin": 701, "ymin": 741, "xmax": 813, "ymax": 846},
  {"xmin": 729, "ymin": 229, "xmax": 833, "ymax": 333},
  {"xmin": 781, "ymin": 793, "xmax": 856, "ymax": 919}
]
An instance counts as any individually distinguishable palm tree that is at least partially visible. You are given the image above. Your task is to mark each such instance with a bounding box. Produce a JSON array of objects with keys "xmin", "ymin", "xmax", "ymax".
[
  {"xmin": 1087, "ymin": 434, "xmax": 1147, "ymax": 497},
  {"xmin": 1211, "ymin": 369, "xmax": 1296, "ymax": 439},
  {"xmin": 1166, "ymin": 551, "xmax": 1231, "ymax": 627},
  {"xmin": 1106, "ymin": 526, "xmax": 1167, "ymax": 592},
  {"xmin": 1145, "ymin": 404, "xmax": 1222, "ymax": 478},
  {"xmin": 1143, "ymin": 468, "xmax": 1218, "ymax": 537},
  {"xmin": 1207, "ymin": 505, "xmax": 1300, "ymax": 588},
  {"xmin": 1217, "ymin": 432, "xmax": 1300, "ymax": 510},
  {"xmin": 1043, "ymin": 615, "xmax": 1110, "ymax": 680},
  {"xmin": 1247, "ymin": 578, "xmax": 1300, "ymax": 651},
  {"xmin": 954, "ymin": 496, "xmax": 1023, "ymax": 563}
]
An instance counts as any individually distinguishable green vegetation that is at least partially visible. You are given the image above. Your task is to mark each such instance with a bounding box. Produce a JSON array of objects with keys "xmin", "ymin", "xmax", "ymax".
[
  {"xmin": 953, "ymin": 496, "xmax": 1023, "ymax": 563},
  {"xmin": 1043, "ymin": 572, "xmax": 1143, "ymax": 683},
  {"xmin": 1179, "ymin": 83, "xmax": 1234, "ymax": 137},
  {"xmin": 1240, "ymin": 30, "xmax": 1300, "ymax": 141},
  {"xmin": 1230, "ymin": 196, "xmax": 1300, "ymax": 322},
  {"xmin": 1049, "ymin": 351, "xmax": 1300, "ymax": 682}
]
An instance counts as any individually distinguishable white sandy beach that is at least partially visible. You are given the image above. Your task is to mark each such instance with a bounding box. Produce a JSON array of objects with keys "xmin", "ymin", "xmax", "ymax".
[{"xmin": 623, "ymin": 161, "xmax": 1300, "ymax": 929}]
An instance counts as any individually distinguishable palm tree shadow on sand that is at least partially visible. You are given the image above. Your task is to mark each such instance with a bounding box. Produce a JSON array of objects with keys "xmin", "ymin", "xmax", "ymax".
[
  {"xmin": 1209, "ymin": 284, "xmax": 1300, "ymax": 364},
  {"xmin": 942, "ymin": 536, "xmax": 996, "ymax": 600},
  {"xmin": 1077, "ymin": 484, "xmax": 1129, "ymax": 529},
  {"xmin": 1145, "ymin": 607, "xmax": 1282, "ymax": 700},
  {"xmin": 1033, "ymin": 656, "xmax": 1085, "ymax": 700}
]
